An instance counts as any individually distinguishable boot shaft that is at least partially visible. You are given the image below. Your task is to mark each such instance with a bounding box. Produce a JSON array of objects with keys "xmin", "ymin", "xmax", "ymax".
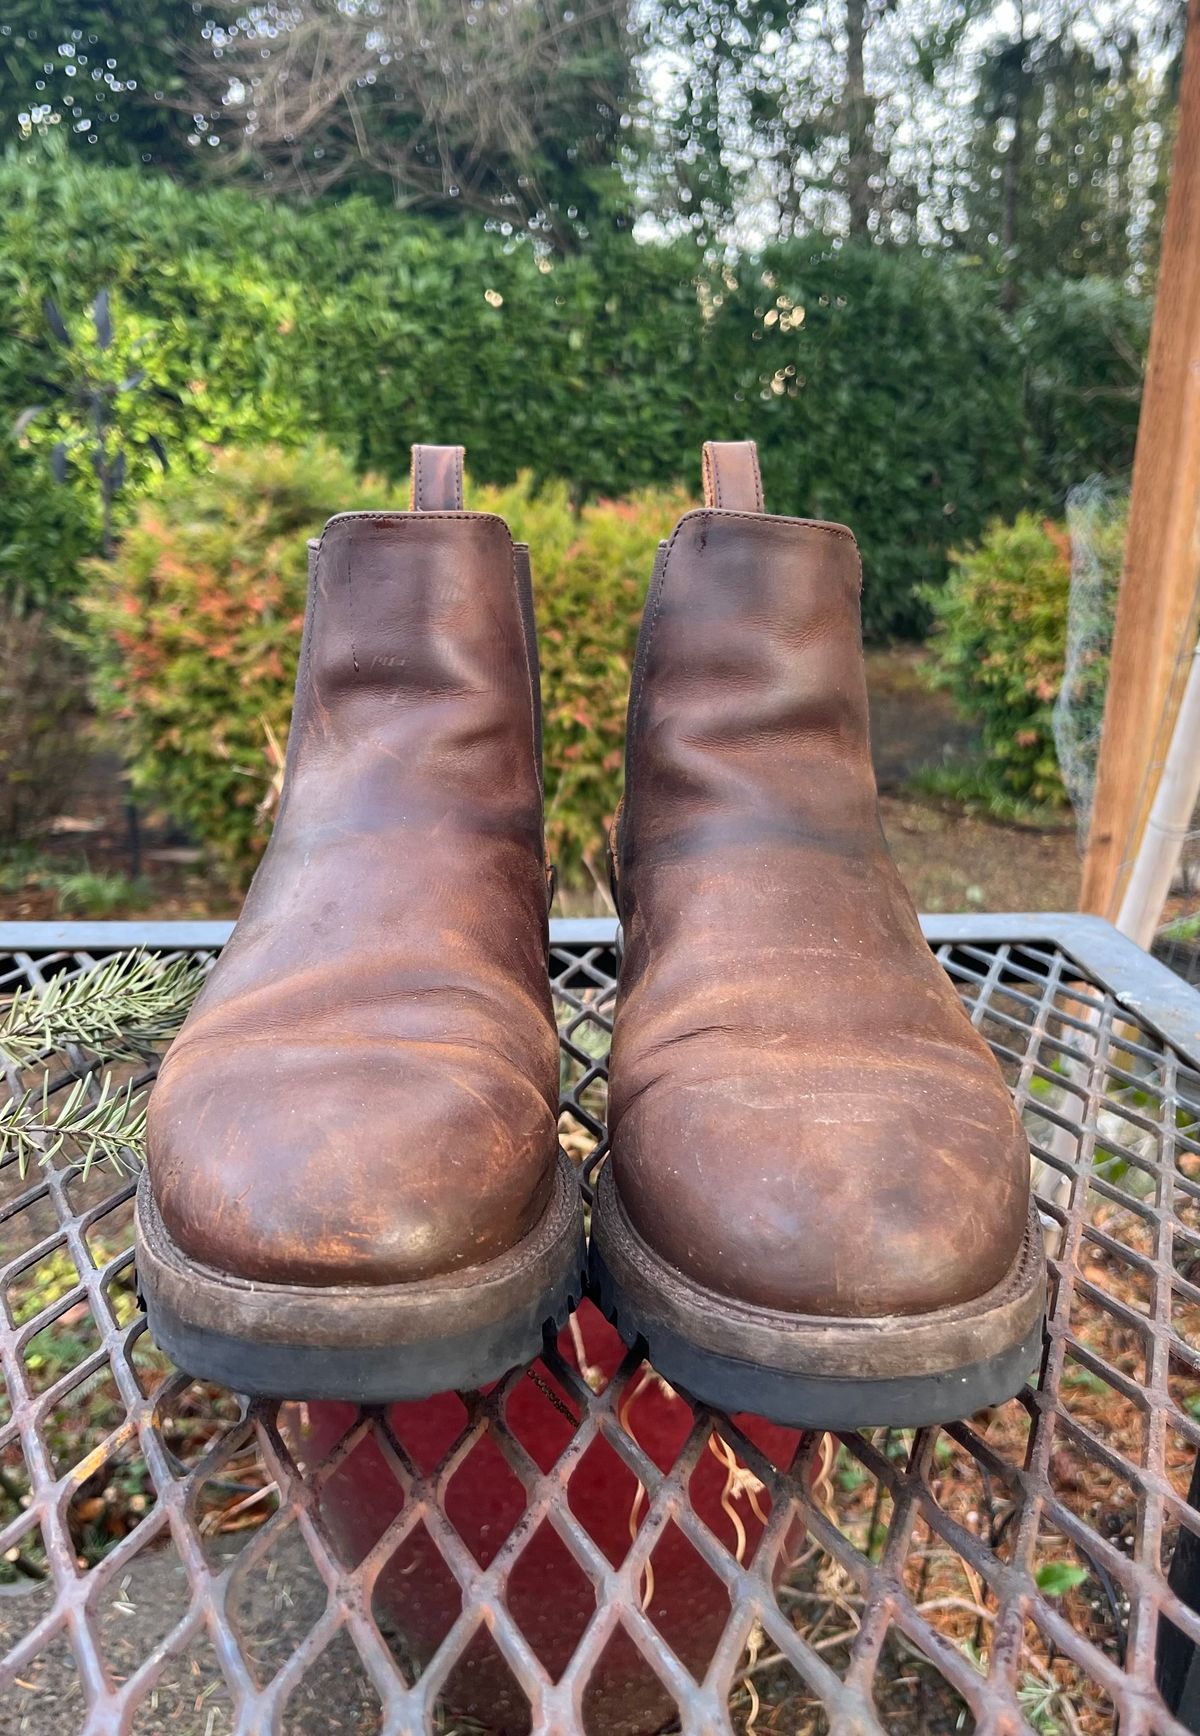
[
  {"xmin": 277, "ymin": 452, "xmax": 545, "ymax": 861},
  {"xmin": 616, "ymin": 445, "xmax": 880, "ymax": 914},
  {"xmin": 222, "ymin": 443, "xmax": 553, "ymax": 1002}
]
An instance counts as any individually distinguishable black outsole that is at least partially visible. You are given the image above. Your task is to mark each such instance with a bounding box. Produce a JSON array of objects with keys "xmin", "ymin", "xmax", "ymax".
[
  {"xmin": 144, "ymin": 1256, "xmax": 585, "ymax": 1404},
  {"xmin": 136, "ymin": 1154, "xmax": 585, "ymax": 1403},
  {"xmin": 591, "ymin": 1242, "xmax": 1044, "ymax": 1429},
  {"xmin": 589, "ymin": 1167, "xmax": 1048, "ymax": 1430}
]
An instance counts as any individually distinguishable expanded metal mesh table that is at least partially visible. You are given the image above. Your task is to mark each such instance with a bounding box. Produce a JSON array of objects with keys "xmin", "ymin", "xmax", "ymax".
[{"xmin": 4, "ymin": 915, "xmax": 1200, "ymax": 1735}]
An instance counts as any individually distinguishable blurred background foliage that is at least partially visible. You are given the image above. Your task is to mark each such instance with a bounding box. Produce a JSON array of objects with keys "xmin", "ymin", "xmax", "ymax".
[
  {"xmin": 0, "ymin": 0, "xmax": 1186, "ymax": 886},
  {"xmin": 84, "ymin": 445, "xmax": 685, "ymax": 889},
  {"xmin": 923, "ymin": 513, "xmax": 1078, "ymax": 811},
  {"xmin": 0, "ymin": 154, "xmax": 1148, "ymax": 638}
]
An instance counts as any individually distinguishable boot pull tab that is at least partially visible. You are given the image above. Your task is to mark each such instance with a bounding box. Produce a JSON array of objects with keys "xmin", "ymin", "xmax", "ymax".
[
  {"xmin": 701, "ymin": 440, "xmax": 764, "ymax": 512},
  {"xmin": 410, "ymin": 444, "xmax": 465, "ymax": 511}
]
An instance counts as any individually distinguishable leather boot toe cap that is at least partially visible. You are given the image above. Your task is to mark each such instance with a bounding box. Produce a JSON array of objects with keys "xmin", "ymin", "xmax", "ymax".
[
  {"xmin": 611, "ymin": 1059, "xmax": 1030, "ymax": 1319},
  {"xmin": 146, "ymin": 1041, "xmax": 557, "ymax": 1288}
]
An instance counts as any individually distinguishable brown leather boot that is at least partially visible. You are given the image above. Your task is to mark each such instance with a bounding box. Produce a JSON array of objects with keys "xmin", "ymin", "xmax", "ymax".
[
  {"xmin": 137, "ymin": 445, "xmax": 583, "ymax": 1401},
  {"xmin": 591, "ymin": 441, "xmax": 1045, "ymax": 1428}
]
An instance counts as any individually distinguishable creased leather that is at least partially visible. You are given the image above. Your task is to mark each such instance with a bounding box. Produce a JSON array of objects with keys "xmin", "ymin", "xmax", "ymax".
[
  {"xmin": 146, "ymin": 509, "xmax": 559, "ymax": 1288},
  {"xmin": 608, "ymin": 507, "xmax": 1030, "ymax": 1319}
]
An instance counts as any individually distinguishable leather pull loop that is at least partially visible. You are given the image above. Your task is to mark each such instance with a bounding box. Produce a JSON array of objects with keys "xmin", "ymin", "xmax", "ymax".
[
  {"xmin": 701, "ymin": 440, "xmax": 764, "ymax": 512},
  {"xmin": 410, "ymin": 444, "xmax": 465, "ymax": 511}
]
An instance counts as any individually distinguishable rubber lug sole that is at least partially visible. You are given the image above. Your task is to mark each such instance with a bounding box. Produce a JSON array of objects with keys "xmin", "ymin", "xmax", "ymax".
[
  {"xmin": 589, "ymin": 1161, "xmax": 1046, "ymax": 1430},
  {"xmin": 135, "ymin": 1151, "xmax": 585, "ymax": 1403}
]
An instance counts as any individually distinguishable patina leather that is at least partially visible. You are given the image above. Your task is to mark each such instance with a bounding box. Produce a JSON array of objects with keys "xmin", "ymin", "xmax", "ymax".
[
  {"xmin": 607, "ymin": 441, "xmax": 1030, "ymax": 1319},
  {"xmin": 146, "ymin": 446, "xmax": 560, "ymax": 1288}
]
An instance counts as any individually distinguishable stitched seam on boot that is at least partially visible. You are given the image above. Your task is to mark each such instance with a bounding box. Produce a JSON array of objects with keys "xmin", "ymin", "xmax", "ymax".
[
  {"xmin": 694, "ymin": 506, "xmax": 857, "ymax": 540},
  {"xmin": 411, "ymin": 445, "xmax": 464, "ymax": 511},
  {"xmin": 316, "ymin": 509, "xmax": 511, "ymax": 544},
  {"xmin": 508, "ymin": 536, "xmax": 545, "ymax": 855},
  {"xmin": 703, "ymin": 445, "xmax": 768, "ymax": 514}
]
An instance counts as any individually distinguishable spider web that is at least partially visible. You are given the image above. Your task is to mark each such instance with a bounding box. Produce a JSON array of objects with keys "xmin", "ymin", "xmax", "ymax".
[{"xmin": 1052, "ymin": 477, "xmax": 1128, "ymax": 852}]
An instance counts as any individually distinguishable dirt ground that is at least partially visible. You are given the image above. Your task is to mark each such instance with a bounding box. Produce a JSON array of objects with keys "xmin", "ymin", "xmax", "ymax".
[
  {"xmin": 880, "ymin": 794, "xmax": 1078, "ymax": 914},
  {"xmin": 0, "ymin": 648, "xmax": 1081, "ymax": 924},
  {"xmin": 865, "ymin": 648, "xmax": 1080, "ymax": 915}
]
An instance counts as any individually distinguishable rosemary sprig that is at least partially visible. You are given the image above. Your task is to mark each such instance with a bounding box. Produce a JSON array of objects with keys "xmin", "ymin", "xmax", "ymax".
[
  {"xmin": 0, "ymin": 951, "xmax": 205, "ymax": 1070},
  {"xmin": 0, "ymin": 949, "xmax": 204, "ymax": 1177},
  {"xmin": 2, "ymin": 1071, "xmax": 149, "ymax": 1178}
]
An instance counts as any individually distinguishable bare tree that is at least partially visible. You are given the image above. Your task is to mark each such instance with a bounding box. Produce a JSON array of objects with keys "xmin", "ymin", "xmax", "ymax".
[{"xmin": 192, "ymin": 0, "xmax": 635, "ymax": 237}]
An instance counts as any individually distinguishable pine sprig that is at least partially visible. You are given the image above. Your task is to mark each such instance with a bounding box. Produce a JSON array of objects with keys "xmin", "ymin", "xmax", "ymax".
[
  {"xmin": 0, "ymin": 951, "xmax": 205, "ymax": 1070},
  {"xmin": 2, "ymin": 1071, "xmax": 149, "ymax": 1178}
]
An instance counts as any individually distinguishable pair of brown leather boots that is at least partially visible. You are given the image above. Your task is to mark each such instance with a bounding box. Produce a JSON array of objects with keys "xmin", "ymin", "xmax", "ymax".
[{"xmin": 137, "ymin": 441, "xmax": 1045, "ymax": 1428}]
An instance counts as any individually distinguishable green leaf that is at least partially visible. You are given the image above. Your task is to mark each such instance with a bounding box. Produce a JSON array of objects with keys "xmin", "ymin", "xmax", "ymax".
[{"xmin": 1036, "ymin": 1561, "xmax": 1088, "ymax": 1597}]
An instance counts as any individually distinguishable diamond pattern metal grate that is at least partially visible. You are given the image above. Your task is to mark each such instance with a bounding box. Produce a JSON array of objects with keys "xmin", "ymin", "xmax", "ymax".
[{"xmin": 2, "ymin": 919, "xmax": 1200, "ymax": 1734}]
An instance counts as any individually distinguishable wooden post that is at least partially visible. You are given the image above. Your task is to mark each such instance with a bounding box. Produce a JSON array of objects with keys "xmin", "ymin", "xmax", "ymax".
[
  {"xmin": 1080, "ymin": 0, "xmax": 1200, "ymax": 920},
  {"xmin": 1117, "ymin": 636, "xmax": 1200, "ymax": 948}
]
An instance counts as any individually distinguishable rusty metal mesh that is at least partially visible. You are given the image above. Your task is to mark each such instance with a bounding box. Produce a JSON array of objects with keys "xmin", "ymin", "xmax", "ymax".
[{"xmin": 2, "ymin": 931, "xmax": 1200, "ymax": 1734}]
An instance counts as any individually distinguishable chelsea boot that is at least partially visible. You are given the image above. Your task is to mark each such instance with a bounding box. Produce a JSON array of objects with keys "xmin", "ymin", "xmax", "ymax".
[
  {"xmin": 137, "ymin": 445, "xmax": 584, "ymax": 1401},
  {"xmin": 591, "ymin": 441, "xmax": 1045, "ymax": 1428}
]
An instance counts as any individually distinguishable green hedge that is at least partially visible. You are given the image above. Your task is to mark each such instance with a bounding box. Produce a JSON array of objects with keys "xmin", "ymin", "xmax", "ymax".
[
  {"xmin": 924, "ymin": 501, "xmax": 1128, "ymax": 812},
  {"xmin": 924, "ymin": 514, "xmax": 1074, "ymax": 806},
  {"xmin": 0, "ymin": 436, "xmax": 97, "ymax": 618},
  {"xmin": 1016, "ymin": 276, "xmax": 1150, "ymax": 503},
  {"xmin": 0, "ymin": 156, "xmax": 1148, "ymax": 638}
]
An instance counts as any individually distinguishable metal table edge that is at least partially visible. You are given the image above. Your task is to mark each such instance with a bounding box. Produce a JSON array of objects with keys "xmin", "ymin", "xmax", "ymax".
[{"xmin": 3, "ymin": 911, "xmax": 1200, "ymax": 1068}]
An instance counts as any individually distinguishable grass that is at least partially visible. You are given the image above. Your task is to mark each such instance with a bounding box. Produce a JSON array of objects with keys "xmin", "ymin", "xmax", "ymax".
[
  {"xmin": 1158, "ymin": 909, "xmax": 1200, "ymax": 946},
  {"xmin": 52, "ymin": 868, "xmax": 154, "ymax": 916},
  {"xmin": 0, "ymin": 847, "xmax": 153, "ymax": 917},
  {"xmin": 906, "ymin": 763, "xmax": 1069, "ymax": 829}
]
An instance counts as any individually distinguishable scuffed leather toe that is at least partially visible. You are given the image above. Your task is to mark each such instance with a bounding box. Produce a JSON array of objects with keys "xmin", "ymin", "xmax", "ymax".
[
  {"xmin": 147, "ymin": 1038, "xmax": 556, "ymax": 1288},
  {"xmin": 612, "ymin": 1050, "xmax": 1029, "ymax": 1318}
]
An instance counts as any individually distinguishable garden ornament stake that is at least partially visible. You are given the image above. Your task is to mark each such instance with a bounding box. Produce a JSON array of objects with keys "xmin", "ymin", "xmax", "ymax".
[
  {"xmin": 592, "ymin": 440, "xmax": 1046, "ymax": 1427},
  {"xmin": 136, "ymin": 444, "xmax": 585, "ymax": 1400},
  {"xmin": 16, "ymin": 289, "xmax": 169, "ymax": 559}
]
